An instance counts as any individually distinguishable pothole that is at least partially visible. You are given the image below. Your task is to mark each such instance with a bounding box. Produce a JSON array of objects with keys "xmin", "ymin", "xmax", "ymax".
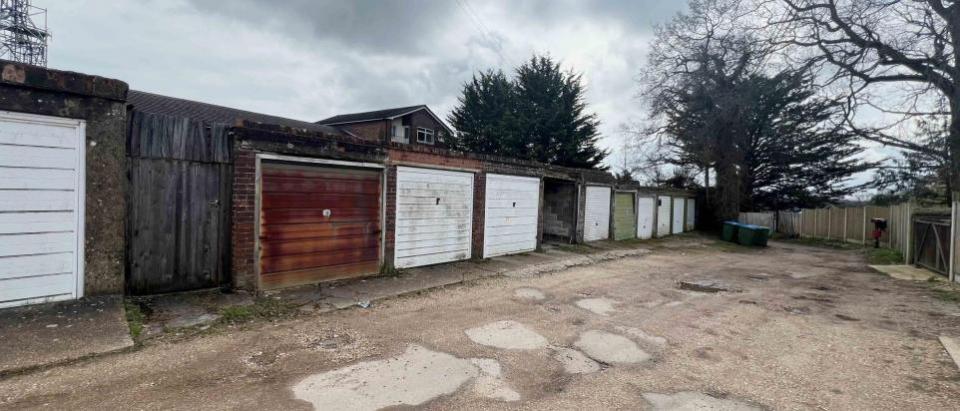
[
  {"xmin": 465, "ymin": 320, "xmax": 549, "ymax": 350},
  {"xmin": 241, "ymin": 349, "xmax": 288, "ymax": 369},
  {"xmin": 574, "ymin": 298, "xmax": 618, "ymax": 316},
  {"xmin": 550, "ymin": 347, "xmax": 601, "ymax": 374},
  {"xmin": 642, "ymin": 391, "xmax": 763, "ymax": 411},
  {"xmin": 514, "ymin": 287, "xmax": 546, "ymax": 301},
  {"xmin": 677, "ymin": 280, "xmax": 740, "ymax": 293},
  {"xmin": 574, "ymin": 330, "xmax": 650, "ymax": 364},
  {"xmin": 292, "ymin": 345, "xmax": 518, "ymax": 410}
]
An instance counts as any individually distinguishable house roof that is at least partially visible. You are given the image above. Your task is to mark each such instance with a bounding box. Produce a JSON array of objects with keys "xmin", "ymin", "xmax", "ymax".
[
  {"xmin": 316, "ymin": 105, "xmax": 453, "ymax": 134},
  {"xmin": 127, "ymin": 90, "xmax": 344, "ymax": 135}
]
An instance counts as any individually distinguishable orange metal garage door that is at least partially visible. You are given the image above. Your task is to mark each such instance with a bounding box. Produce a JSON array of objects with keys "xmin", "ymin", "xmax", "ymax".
[{"xmin": 259, "ymin": 161, "xmax": 381, "ymax": 289}]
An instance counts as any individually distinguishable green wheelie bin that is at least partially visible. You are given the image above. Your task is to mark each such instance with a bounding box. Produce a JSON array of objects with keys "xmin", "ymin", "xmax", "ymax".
[
  {"xmin": 737, "ymin": 224, "xmax": 770, "ymax": 247},
  {"xmin": 722, "ymin": 221, "xmax": 740, "ymax": 243}
]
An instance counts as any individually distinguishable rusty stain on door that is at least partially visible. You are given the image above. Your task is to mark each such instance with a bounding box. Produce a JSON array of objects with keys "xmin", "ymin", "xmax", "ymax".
[{"xmin": 259, "ymin": 161, "xmax": 381, "ymax": 289}]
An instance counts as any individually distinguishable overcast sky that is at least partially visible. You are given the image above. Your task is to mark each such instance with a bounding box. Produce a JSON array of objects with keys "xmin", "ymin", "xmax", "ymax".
[{"xmin": 43, "ymin": 0, "xmax": 688, "ymax": 169}]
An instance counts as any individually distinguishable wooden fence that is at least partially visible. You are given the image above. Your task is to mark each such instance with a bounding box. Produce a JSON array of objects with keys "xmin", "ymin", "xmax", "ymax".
[
  {"xmin": 126, "ymin": 111, "xmax": 232, "ymax": 294},
  {"xmin": 742, "ymin": 201, "xmax": 959, "ymax": 283},
  {"xmin": 739, "ymin": 212, "xmax": 775, "ymax": 228}
]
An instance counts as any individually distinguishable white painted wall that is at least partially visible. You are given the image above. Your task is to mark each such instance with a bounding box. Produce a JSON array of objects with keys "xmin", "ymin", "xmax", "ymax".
[
  {"xmin": 636, "ymin": 196, "xmax": 655, "ymax": 240},
  {"xmin": 483, "ymin": 174, "xmax": 540, "ymax": 258},
  {"xmin": 672, "ymin": 197, "xmax": 685, "ymax": 234},
  {"xmin": 0, "ymin": 111, "xmax": 85, "ymax": 308},
  {"xmin": 656, "ymin": 195, "xmax": 671, "ymax": 237},
  {"xmin": 685, "ymin": 198, "xmax": 696, "ymax": 231},
  {"xmin": 583, "ymin": 186, "xmax": 611, "ymax": 242},
  {"xmin": 394, "ymin": 167, "xmax": 473, "ymax": 268}
]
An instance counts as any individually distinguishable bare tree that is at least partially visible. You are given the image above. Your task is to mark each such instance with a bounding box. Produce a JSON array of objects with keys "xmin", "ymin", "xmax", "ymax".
[{"xmin": 771, "ymin": 0, "xmax": 960, "ymax": 196}]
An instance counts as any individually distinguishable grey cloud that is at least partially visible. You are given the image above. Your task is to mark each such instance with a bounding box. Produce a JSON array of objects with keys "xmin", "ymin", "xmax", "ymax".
[{"xmin": 184, "ymin": 0, "xmax": 460, "ymax": 55}]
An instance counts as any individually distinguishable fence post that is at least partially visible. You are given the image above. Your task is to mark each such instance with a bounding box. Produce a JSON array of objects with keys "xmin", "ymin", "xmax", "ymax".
[
  {"xmin": 862, "ymin": 206, "xmax": 867, "ymax": 246},
  {"xmin": 951, "ymin": 195, "xmax": 958, "ymax": 283},
  {"xmin": 903, "ymin": 199, "xmax": 913, "ymax": 264},
  {"xmin": 843, "ymin": 208, "xmax": 848, "ymax": 243}
]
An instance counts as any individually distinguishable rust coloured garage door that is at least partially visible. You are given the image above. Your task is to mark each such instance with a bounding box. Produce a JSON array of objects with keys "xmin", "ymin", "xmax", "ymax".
[{"xmin": 259, "ymin": 161, "xmax": 381, "ymax": 289}]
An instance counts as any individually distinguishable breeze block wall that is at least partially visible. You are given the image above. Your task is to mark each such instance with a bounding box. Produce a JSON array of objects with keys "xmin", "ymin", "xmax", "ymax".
[{"xmin": 0, "ymin": 60, "xmax": 129, "ymax": 295}]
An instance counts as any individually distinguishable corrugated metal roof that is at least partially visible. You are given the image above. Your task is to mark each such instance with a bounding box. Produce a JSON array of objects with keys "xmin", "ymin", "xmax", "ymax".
[{"xmin": 127, "ymin": 90, "xmax": 343, "ymax": 135}]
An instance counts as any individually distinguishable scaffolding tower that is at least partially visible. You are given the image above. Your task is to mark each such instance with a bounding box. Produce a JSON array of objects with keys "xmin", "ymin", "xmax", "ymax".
[{"xmin": 0, "ymin": 0, "xmax": 48, "ymax": 67}]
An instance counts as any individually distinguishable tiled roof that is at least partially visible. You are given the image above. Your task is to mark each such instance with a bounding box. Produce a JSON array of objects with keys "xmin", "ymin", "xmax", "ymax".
[
  {"xmin": 127, "ymin": 90, "xmax": 343, "ymax": 135},
  {"xmin": 316, "ymin": 105, "xmax": 426, "ymax": 125}
]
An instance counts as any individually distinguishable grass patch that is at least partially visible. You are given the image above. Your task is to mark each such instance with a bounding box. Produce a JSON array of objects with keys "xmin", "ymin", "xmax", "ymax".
[
  {"xmin": 865, "ymin": 247, "xmax": 904, "ymax": 265},
  {"xmin": 123, "ymin": 300, "xmax": 146, "ymax": 339},
  {"xmin": 218, "ymin": 298, "xmax": 297, "ymax": 324},
  {"xmin": 782, "ymin": 237, "xmax": 862, "ymax": 250},
  {"xmin": 932, "ymin": 288, "xmax": 960, "ymax": 304}
]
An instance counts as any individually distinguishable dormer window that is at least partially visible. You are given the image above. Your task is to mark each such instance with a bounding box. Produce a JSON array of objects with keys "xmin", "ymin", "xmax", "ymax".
[{"xmin": 416, "ymin": 127, "xmax": 435, "ymax": 144}]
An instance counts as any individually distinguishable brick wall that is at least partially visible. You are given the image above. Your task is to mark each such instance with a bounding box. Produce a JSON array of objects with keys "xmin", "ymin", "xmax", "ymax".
[
  {"xmin": 225, "ymin": 123, "xmax": 691, "ymax": 289},
  {"xmin": 230, "ymin": 144, "xmax": 257, "ymax": 290},
  {"xmin": 229, "ymin": 126, "xmax": 386, "ymax": 291},
  {"xmin": 340, "ymin": 120, "xmax": 387, "ymax": 143}
]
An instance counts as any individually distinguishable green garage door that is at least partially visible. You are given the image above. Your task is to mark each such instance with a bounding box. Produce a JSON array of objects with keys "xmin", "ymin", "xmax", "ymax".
[{"xmin": 613, "ymin": 192, "xmax": 636, "ymax": 241}]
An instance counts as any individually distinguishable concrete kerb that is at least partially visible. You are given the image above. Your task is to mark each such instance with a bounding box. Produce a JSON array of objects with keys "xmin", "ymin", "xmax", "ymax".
[{"xmin": 2, "ymin": 244, "xmax": 657, "ymax": 378}]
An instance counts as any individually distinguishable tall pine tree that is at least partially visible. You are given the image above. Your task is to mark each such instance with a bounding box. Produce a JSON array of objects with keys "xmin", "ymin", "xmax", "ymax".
[
  {"xmin": 514, "ymin": 56, "xmax": 606, "ymax": 168},
  {"xmin": 447, "ymin": 55, "xmax": 607, "ymax": 168},
  {"xmin": 446, "ymin": 69, "xmax": 519, "ymax": 155}
]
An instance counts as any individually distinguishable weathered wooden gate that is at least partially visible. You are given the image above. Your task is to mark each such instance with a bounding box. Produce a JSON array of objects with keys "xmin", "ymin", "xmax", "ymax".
[
  {"xmin": 126, "ymin": 111, "xmax": 232, "ymax": 294},
  {"xmin": 913, "ymin": 215, "xmax": 951, "ymax": 276}
]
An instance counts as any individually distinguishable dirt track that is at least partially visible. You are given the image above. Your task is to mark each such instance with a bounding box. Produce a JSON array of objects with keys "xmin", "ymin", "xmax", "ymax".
[{"xmin": 2, "ymin": 237, "xmax": 959, "ymax": 410}]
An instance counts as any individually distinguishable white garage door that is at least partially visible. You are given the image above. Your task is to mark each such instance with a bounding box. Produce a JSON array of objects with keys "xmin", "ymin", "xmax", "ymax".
[
  {"xmin": 395, "ymin": 166, "xmax": 473, "ymax": 268},
  {"xmin": 636, "ymin": 196, "xmax": 655, "ymax": 240},
  {"xmin": 0, "ymin": 111, "xmax": 85, "ymax": 309},
  {"xmin": 483, "ymin": 174, "xmax": 539, "ymax": 258},
  {"xmin": 672, "ymin": 197, "xmax": 685, "ymax": 234},
  {"xmin": 685, "ymin": 198, "xmax": 696, "ymax": 231},
  {"xmin": 583, "ymin": 186, "xmax": 611, "ymax": 242},
  {"xmin": 656, "ymin": 195, "xmax": 671, "ymax": 237}
]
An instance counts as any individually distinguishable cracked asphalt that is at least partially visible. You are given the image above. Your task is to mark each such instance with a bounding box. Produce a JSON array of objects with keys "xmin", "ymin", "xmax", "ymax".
[{"xmin": 2, "ymin": 236, "xmax": 959, "ymax": 410}]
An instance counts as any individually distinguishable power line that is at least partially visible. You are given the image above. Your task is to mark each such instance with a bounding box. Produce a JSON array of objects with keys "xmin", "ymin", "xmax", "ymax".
[{"xmin": 454, "ymin": 0, "xmax": 510, "ymax": 68}]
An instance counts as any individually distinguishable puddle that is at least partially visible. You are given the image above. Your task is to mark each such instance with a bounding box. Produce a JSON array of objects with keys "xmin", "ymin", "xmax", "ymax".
[
  {"xmin": 465, "ymin": 320, "xmax": 549, "ymax": 350},
  {"xmin": 292, "ymin": 345, "xmax": 518, "ymax": 410},
  {"xmin": 574, "ymin": 330, "xmax": 650, "ymax": 364},
  {"xmin": 574, "ymin": 298, "xmax": 618, "ymax": 316},
  {"xmin": 551, "ymin": 347, "xmax": 601, "ymax": 374},
  {"xmin": 643, "ymin": 391, "xmax": 763, "ymax": 411},
  {"xmin": 615, "ymin": 326, "xmax": 667, "ymax": 347},
  {"xmin": 514, "ymin": 287, "xmax": 546, "ymax": 301}
]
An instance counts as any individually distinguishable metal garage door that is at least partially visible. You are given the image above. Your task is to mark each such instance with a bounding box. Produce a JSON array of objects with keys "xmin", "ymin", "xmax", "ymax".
[
  {"xmin": 0, "ymin": 111, "xmax": 85, "ymax": 308},
  {"xmin": 584, "ymin": 186, "xmax": 611, "ymax": 242},
  {"xmin": 672, "ymin": 197, "xmax": 685, "ymax": 234},
  {"xmin": 637, "ymin": 196, "xmax": 655, "ymax": 240},
  {"xmin": 613, "ymin": 192, "xmax": 636, "ymax": 241},
  {"xmin": 395, "ymin": 167, "xmax": 474, "ymax": 268},
  {"xmin": 483, "ymin": 174, "xmax": 539, "ymax": 258},
  {"xmin": 685, "ymin": 198, "xmax": 695, "ymax": 231},
  {"xmin": 656, "ymin": 195, "xmax": 671, "ymax": 237},
  {"xmin": 258, "ymin": 161, "xmax": 382, "ymax": 289}
]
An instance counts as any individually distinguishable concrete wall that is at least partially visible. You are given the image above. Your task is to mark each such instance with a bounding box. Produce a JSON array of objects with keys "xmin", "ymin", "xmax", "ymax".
[{"xmin": 0, "ymin": 61, "xmax": 129, "ymax": 295}]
